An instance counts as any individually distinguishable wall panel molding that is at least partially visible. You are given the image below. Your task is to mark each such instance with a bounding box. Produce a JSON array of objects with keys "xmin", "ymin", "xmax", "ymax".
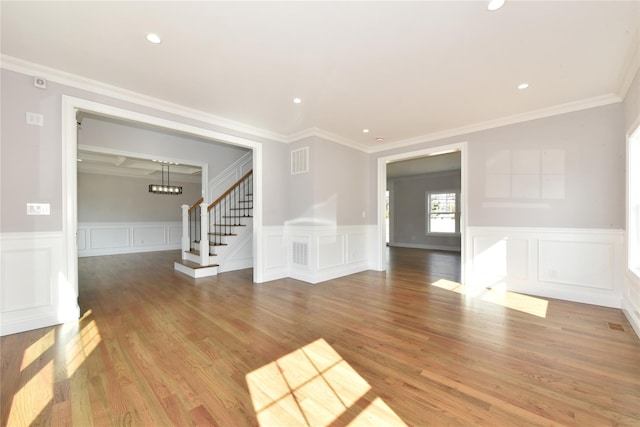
[
  {"xmin": 1, "ymin": 232, "xmax": 79, "ymax": 336},
  {"xmin": 466, "ymin": 226, "xmax": 624, "ymax": 308},
  {"xmin": 259, "ymin": 225, "xmax": 376, "ymax": 284},
  {"xmin": 78, "ymin": 222, "xmax": 181, "ymax": 257}
]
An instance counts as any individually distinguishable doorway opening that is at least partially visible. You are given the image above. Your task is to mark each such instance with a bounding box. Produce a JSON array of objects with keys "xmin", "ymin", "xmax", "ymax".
[
  {"xmin": 376, "ymin": 142, "xmax": 467, "ymax": 282},
  {"xmin": 62, "ymin": 96, "xmax": 264, "ymax": 318}
]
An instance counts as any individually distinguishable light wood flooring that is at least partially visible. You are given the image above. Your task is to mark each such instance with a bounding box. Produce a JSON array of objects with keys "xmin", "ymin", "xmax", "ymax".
[{"xmin": 1, "ymin": 247, "xmax": 639, "ymax": 426}]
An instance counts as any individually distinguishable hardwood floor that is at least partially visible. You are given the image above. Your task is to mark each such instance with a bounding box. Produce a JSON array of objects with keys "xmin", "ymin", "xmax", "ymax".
[{"xmin": 2, "ymin": 247, "xmax": 639, "ymax": 426}]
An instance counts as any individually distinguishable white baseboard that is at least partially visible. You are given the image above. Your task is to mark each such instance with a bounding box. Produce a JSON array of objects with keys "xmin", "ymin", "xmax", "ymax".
[{"xmin": 388, "ymin": 242, "xmax": 461, "ymax": 252}]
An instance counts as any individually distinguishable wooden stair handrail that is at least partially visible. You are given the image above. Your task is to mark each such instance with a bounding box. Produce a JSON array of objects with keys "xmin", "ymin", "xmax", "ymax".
[
  {"xmin": 208, "ymin": 170, "xmax": 253, "ymax": 212},
  {"xmin": 188, "ymin": 197, "xmax": 204, "ymax": 213}
]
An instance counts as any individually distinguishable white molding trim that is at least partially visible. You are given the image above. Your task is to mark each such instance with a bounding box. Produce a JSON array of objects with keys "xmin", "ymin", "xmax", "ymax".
[
  {"xmin": 377, "ymin": 142, "xmax": 468, "ymax": 279},
  {"xmin": 466, "ymin": 226, "xmax": 625, "ymax": 308},
  {"xmin": 1, "ymin": 232, "xmax": 80, "ymax": 336},
  {"xmin": 2, "ymin": 55, "xmax": 286, "ymax": 143},
  {"xmin": 4, "ymin": 55, "xmax": 623, "ymax": 156},
  {"xmin": 389, "ymin": 242, "xmax": 461, "ymax": 253},
  {"xmin": 286, "ymin": 127, "xmax": 370, "ymax": 152},
  {"xmin": 617, "ymin": 26, "xmax": 640, "ymax": 99},
  {"xmin": 62, "ymin": 95, "xmax": 265, "ymax": 285},
  {"xmin": 370, "ymin": 95, "xmax": 622, "ymax": 154},
  {"xmin": 258, "ymin": 225, "xmax": 376, "ymax": 285},
  {"xmin": 77, "ymin": 222, "xmax": 182, "ymax": 257},
  {"xmin": 622, "ymin": 270, "xmax": 640, "ymax": 339}
]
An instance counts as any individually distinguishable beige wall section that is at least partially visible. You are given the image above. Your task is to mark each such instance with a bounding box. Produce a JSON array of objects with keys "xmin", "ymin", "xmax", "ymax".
[{"xmin": 78, "ymin": 173, "xmax": 201, "ymax": 222}]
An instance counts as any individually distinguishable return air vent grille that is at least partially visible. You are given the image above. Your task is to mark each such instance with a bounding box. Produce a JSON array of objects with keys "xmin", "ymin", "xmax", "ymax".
[
  {"xmin": 291, "ymin": 147, "xmax": 309, "ymax": 175},
  {"xmin": 292, "ymin": 241, "xmax": 309, "ymax": 266}
]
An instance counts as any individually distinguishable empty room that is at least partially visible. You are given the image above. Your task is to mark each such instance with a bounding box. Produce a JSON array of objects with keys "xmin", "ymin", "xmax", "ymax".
[{"xmin": 1, "ymin": 1, "xmax": 639, "ymax": 426}]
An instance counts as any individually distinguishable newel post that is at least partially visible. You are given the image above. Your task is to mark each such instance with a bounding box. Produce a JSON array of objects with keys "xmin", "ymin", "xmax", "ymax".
[
  {"xmin": 200, "ymin": 202, "xmax": 209, "ymax": 266},
  {"xmin": 181, "ymin": 204, "xmax": 189, "ymax": 260}
]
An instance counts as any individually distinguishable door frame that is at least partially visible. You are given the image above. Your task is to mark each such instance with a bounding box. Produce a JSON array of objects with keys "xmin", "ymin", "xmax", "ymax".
[
  {"xmin": 62, "ymin": 95, "xmax": 264, "ymax": 303},
  {"xmin": 376, "ymin": 142, "xmax": 468, "ymax": 282}
]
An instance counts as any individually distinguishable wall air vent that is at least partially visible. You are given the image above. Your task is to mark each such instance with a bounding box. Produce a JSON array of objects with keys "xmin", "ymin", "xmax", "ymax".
[
  {"xmin": 292, "ymin": 241, "xmax": 309, "ymax": 267},
  {"xmin": 291, "ymin": 147, "xmax": 309, "ymax": 175}
]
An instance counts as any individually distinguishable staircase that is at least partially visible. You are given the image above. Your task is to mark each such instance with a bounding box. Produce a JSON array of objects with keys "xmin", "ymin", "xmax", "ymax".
[{"xmin": 174, "ymin": 170, "xmax": 253, "ymax": 278}]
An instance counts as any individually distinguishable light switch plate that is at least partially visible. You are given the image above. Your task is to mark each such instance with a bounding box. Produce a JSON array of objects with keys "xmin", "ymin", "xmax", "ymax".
[
  {"xmin": 27, "ymin": 203, "xmax": 50, "ymax": 215},
  {"xmin": 26, "ymin": 112, "xmax": 44, "ymax": 126}
]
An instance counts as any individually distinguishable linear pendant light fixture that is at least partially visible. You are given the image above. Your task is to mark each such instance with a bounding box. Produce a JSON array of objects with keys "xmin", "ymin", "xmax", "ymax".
[{"xmin": 149, "ymin": 164, "xmax": 182, "ymax": 195}]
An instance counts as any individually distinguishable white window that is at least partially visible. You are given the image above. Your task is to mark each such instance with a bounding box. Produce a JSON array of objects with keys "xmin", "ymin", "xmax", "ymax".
[{"xmin": 426, "ymin": 192, "xmax": 459, "ymax": 234}]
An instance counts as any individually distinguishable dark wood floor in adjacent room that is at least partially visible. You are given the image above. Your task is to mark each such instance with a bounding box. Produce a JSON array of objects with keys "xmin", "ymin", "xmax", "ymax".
[{"xmin": 2, "ymin": 247, "xmax": 639, "ymax": 426}]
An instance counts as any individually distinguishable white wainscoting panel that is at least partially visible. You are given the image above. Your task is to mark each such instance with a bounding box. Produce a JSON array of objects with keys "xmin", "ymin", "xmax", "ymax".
[
  {"xmin": 1, "ymin": 232, "xmax": 80, "ymax": 336},
  {"xmin": 318, "ymin": 234, "xmax": 345, "ymax": 270},
  {"xmin": 133, "ymin": 226, "xmax": 165, "ymax": 246},
  {"xmin": 91, "ymin": 227, "xmax": 129, "ymax": 249},
  {"xmin": 258, "ymin": 225, "xmax": 376, "ymax": 285},
  {"xmin": 538, "ymin": 240, "xmax": 614, "ymax": 289},
  {"xmin": 78, "ymin": 222, "xmax": 182, "ymax": 257},
  {"xmin": 261, "ymin": 227, "xmax": 287, "ymax": 282},
  {"xmin": 466, "ymin": 227, "xmax": 624, "ymax": 308}
]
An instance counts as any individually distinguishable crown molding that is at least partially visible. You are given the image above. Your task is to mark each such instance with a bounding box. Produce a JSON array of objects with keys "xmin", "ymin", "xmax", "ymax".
[
  {"xmin": 617, "ymin": 26, "xmax": 640, "ymax": 99},
  {"xmin": 1, "ymin": 55, "xmax": 289, "ymax": 144},
  {"xmin": 369, "ymin": 94, "xmax": 622, "ymax": 154},
  {"xmin": 286, "ymin": 127, "xmax": 369, "ymax": 152},
  {"xmin": 1, "ymin": 55, "xmax": 626, "ymax": 156}
]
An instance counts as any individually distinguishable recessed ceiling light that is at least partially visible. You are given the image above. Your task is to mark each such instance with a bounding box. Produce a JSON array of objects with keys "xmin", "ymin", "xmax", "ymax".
[
  {"xmin": 362, "ymin": 129, "xmax": 370, "ymax": 133},
  {"xmin": 487, "ymin": 0, "xmax": 505, "ymax": 11},
  {"xmin": 518, "ymin": 83, "xmax": 529, "ymax": 90},
  {"xmin": 293, "ymin": 98, "xmax": 302, "ymax": 104},
  {"xmin": 146, "ymin": 33, "xmax": 162, "ymax": 44},
  {"xmin": 376, "ymin": 137, "xmax": 384, "ymax": 142}
]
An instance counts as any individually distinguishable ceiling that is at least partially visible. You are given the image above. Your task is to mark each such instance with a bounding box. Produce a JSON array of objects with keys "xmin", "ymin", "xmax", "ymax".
[
  {"xmin": 77, "ymin": 149, "xmax": 202, "ymax": 183},
  {"xmin": 387, "ymin": 151, "xmax": 460, "ymax": 179},
  {"xmin": 1, "ymin": 1, "xmax": 638, "ymax": 152}
]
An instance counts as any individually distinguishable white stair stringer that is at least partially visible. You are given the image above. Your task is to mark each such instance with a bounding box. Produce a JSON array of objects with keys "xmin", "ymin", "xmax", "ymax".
[{"xmin": 216, "ymin": 218, "xmax": 253, "ymax": 273}]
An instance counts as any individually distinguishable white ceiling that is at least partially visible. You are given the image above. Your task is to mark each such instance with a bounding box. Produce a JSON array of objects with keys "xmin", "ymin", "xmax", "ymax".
[
  {"xmin": 1, "ymin": 1, "xmax": 638, "ymax": 152},
  {"xmin": 77, "ymin": 148, "xmax": 202, "ymax": 183}
]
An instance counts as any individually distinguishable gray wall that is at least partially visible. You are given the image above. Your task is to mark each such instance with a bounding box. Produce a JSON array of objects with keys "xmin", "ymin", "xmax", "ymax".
[
  {"xmin": 0, "ymin": 68, "xmax": 260, "ymax": 232},
  {"xmin": 374, "ymin": 103, "xmax": 626, "ymax": 229},
  {"xmin": 391, "ymin": 170, "xmax": 461, "ymax": 249},
  {"xmin": 78, "ymin": 172, "xmax": 201, "ymax": 222},
  {"xmin": 287, "ymin": 136, "xmax": 370, "ymax": 226},
  {"xmin": 1, "ymin": 65, "xmax": 627, "ymax": 235}
]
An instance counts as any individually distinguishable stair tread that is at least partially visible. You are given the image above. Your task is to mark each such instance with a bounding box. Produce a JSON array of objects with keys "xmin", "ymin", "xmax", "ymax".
[
  {"xmin": 187, "ymin": 249, "xmax": 217, "ymax": 256},
  {"xmin": 212, "ymin": 224, "xmax": 246, "ymax": 227},
  {"xmin": 208, "ymin": 233, "xmax": 238, "ymax": 236},
  {"xmin": 176, "ymin": 259, "xmax": 219, "ymax": 269}
]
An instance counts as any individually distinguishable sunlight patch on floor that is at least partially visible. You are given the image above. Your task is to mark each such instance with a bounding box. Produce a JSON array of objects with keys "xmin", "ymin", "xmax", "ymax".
[
  {"xmin": 431, "ymin": 279, "xmax": 548, "ymax": 318},
  {"xmin": 7, "ymin": 360, "xmax": 54, "ymax": 426},
  {"xmin": 246, "ymin": 338, "xmax": 406, "ymax": 426},
  {"xmin": 20, "ymin": 329, "xmax": 55, "ymax": 370},
  {"xmin": 66, "ymin": 310, "xmax": 102, "ymax": 377}
]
